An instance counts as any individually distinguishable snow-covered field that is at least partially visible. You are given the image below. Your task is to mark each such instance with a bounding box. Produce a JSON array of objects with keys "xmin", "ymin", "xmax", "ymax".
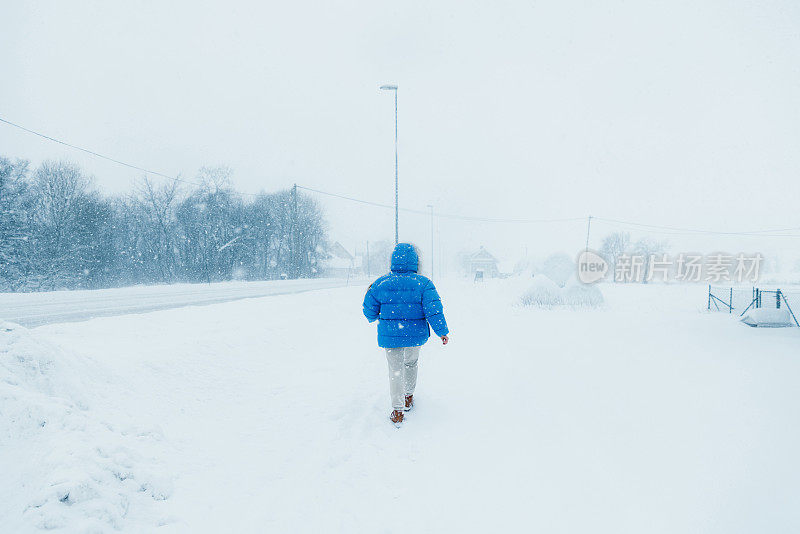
[{"xmin": 2, "ymin": 279, "xmax": 800, "ymax": 533}]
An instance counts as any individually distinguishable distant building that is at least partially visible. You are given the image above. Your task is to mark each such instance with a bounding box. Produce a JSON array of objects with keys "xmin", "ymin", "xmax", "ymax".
[
  {"xmin": 320, "ymin": 242, "xmax": 362, "ymax": 278},
  {"xmin": 464, "ymin": 246, "xmax": 499, "ymax": 279}
]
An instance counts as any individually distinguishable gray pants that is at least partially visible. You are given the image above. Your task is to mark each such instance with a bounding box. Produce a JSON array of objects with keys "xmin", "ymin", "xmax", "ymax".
[{"xmin": 385, "ymin": 346, "xmax": 420, "ymax": 410}]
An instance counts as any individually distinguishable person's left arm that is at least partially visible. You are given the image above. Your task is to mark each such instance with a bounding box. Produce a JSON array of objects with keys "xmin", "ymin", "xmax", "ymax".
[{"xmin": 422, "ymin": 279, "xmax": 449, "ymax": 341}]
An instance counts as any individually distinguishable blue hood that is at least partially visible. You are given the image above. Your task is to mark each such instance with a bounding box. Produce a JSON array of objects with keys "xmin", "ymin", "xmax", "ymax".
[{"xmin": 390, "ymin": 243, "xmax": 418, "ymax": 273}]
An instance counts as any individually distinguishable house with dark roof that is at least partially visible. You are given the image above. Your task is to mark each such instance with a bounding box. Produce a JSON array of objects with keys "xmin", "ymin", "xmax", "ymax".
[
  {"xmin": 465, "ymin": 246, "xmax": 499, "ymax": 279},
  {"xmin": 320, "ymin": 241, "xmax": 362, "ymax": 278}
]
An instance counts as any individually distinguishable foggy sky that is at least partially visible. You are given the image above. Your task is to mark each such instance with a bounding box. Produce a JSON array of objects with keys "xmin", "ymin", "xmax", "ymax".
[{"xmin": 3, "ymin": 1, "xmax": 800, "ymax": 269}]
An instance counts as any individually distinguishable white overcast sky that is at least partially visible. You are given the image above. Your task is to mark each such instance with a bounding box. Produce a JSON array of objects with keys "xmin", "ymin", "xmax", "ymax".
[{"xmin": 3, "ymin": 1, "xmax": 800, "ymax": 268}]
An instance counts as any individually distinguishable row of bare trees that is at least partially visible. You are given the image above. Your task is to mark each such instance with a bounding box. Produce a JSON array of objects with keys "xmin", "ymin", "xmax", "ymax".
[
  {"xmin": 0, "ymin": 158, "xmax": 327, "ymax": 291},
  {"xmin": 598, "ymin": 231, "xmax": 667, "ymax": 282}
]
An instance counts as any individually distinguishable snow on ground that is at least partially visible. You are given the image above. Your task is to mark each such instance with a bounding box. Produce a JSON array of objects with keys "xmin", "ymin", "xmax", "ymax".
[
  {"xmin": 2, "ymin": 279, "xmax": 800, "ymax": 533},
  {"xmin": 0, "ymin": 321, "xmax": 173, "ymax": 532},
  {"xmin": 0, "ymin": 278, "xmax": 350, "ymax": 327}
]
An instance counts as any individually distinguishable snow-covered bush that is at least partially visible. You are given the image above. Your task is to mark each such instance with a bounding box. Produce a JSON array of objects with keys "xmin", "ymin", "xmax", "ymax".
[
  {"xmin": 520, "ymin": 275, "xmax": 604, "ymax": 308},
  {"xmin": 520, "ymin": 275, "xmax": 563, "ymax": 307},
  {"xmin": 563, "ymin": 282, "xmax": 604, "ymax": 307},
  {"xmin": 540, "ymin": 253, "xmax": 575, "ymax": 287}
]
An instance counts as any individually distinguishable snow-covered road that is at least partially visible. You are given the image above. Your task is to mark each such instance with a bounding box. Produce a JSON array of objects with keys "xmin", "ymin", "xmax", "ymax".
[
  {"xmin": 0, "ymin": 279, "xmax": 352, "ymax": 327},
  {"xmin": 2, "ymin": 279, "xmax": 800, "ymax": 532}
]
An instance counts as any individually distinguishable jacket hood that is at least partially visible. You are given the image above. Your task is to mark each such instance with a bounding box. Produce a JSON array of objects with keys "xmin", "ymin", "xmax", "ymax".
[{"xmin": 390, "ymin": 243, "xmax": 418, "ymax": 273}]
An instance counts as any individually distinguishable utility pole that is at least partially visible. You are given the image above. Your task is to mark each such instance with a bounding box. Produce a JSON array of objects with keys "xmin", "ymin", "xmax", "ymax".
[
  {"xmin": 366, "ymin": 240, "xmax": 371, "ymax": 278},
  {"xmin": 439, "ymin": 231, "xmax": 443, "ymax": 277},
  {"xmin": 585, "ymin": 215, "xmax": 592, "ymax": 253},
  {"xmin": 380, "ymin": 84, "xmax": 399, "ymax": 244},
  {"xmin": 292, "ymin": 183, "xmax": 298, "ymax": 278},
  {"xmin": 427, "ymin": 204, "xmax": 434, "ymax": 278}
]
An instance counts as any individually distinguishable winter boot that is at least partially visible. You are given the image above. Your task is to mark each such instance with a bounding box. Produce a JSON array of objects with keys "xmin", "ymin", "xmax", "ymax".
[
  {"xmin": 404, "ymin": 394, "xmax": 414, "ymax": 411},
  {"xmin": 390, "ymin": 409, "xmax": 404, "ymax": 426}
]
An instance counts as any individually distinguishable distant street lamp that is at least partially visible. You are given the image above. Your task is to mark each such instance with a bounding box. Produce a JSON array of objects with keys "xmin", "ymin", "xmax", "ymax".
[
  {"xmin": 380, "ymin": 84, "xmax": 399, "ymax": 244},
  {"xmin": 427, "ymin": 204, "xmax": 434, "ymax": 277}
]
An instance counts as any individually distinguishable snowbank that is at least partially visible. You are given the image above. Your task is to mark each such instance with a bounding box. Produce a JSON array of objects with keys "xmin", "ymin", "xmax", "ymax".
[
  {"xmin": 740, "ymin": 308, "xmax": 797, "ymax": 328},
  {"xmin": 520, "ymin": 275, "xmax": 604, "ymax": 308},
  {"xmin": 0, "ymin": 321, "xmax": 172, "ymax": 533}
]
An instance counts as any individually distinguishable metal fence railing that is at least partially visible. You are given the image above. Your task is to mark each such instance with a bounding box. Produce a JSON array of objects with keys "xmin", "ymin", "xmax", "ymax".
[
  {"xmin": 707, "ymin": 286, "xmax": 752, "ymax": 313},
  {"xmin": 707, "ymin": 285, "xmax": 800, "ymax": 326}
]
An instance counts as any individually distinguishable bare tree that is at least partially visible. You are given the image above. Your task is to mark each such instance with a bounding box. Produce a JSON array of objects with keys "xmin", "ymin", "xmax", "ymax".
[
  {"xmin": 631, "ymin": 237, "xmax": 668, "ymax": 283},
  {"xmin": 29, "ymin": 161, "xmax": 91, "ymax": 287},
  {"xmin": 197, "ymin": 165, "xmax": 233, "ymax": 194},
  {"xmin": 131, "ymin": 177, "xmax": 182, "ymax": 281},
  {"xmin": 599, "ymin": 231, "xmax": 630, "ymax": 280},
  {"xmin": 0, "ymin": 157, "xmax": 32, "ymax": 290}
]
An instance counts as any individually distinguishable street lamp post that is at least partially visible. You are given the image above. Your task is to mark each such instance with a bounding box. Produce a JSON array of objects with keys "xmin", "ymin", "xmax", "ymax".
[
  {"xmin": 427, "ymin": 204, "xmax": 434, "ymax": 277},
  {"xmin": 380, "ymin": 84, "xmax": 398, "ymax": 244}
]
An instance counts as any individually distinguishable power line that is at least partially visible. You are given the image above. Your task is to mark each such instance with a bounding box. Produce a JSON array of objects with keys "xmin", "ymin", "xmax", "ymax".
[
  {"xmin": 300, "ymin": 185, "xmax": 800, "ymax": 234},
  {"xmin": 436, "ymin": 212, "xmax": 586, "ymax": 224},
  {"xmin": 296, "ymin": 185, "xmax": 428, "ymax": 215},
  {"xmin": 593, "ymin": 216, "xmax": 800, "ymax": 238},
  {"xmin": 0, "ymin": 115, "xmax": 203, "ymax": 187},
  {"xmin": 3, "ymin": 114, "xmax": 799, "ymax": 237},
  {"xmin": 298, "ymin": 185, "xmax": 586, "ymax": 224},
  {"xmin": 0, "ymin": 114, "xmax": 270, "ymax": 198}
]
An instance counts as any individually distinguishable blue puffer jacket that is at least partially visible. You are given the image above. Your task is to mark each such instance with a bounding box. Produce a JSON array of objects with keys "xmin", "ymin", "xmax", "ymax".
[{"xmin": 363, "ymin": 243, "xmax": 449, "ymax": 348}]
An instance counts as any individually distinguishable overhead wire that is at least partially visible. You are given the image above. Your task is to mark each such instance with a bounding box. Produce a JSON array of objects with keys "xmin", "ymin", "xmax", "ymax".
[
  {"xmin": 3, "ymin": 114, "xmax": 799, "ymax": 237},
  {"xmin": 593, "ymin": 216, "xmax": 800, "ymax": 237},
  {"xmin": 0, "ymin": 116, "xmax": 204, "ymax": 188},
  {"xmin": 296, "ymin": 185, "xmax": 586, "ymax": 223}
]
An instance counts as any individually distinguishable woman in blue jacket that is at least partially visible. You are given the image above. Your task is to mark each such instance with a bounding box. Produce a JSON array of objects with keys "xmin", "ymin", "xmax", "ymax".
[{"xmin": 363, "ymin": 243, "xmax": 449, "ymax": 426}]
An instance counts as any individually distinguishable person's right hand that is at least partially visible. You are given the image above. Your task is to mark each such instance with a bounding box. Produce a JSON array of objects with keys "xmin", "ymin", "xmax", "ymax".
[{"xmin": 441, "ymin": 335, "xmax": 449, "ymax": 345}]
